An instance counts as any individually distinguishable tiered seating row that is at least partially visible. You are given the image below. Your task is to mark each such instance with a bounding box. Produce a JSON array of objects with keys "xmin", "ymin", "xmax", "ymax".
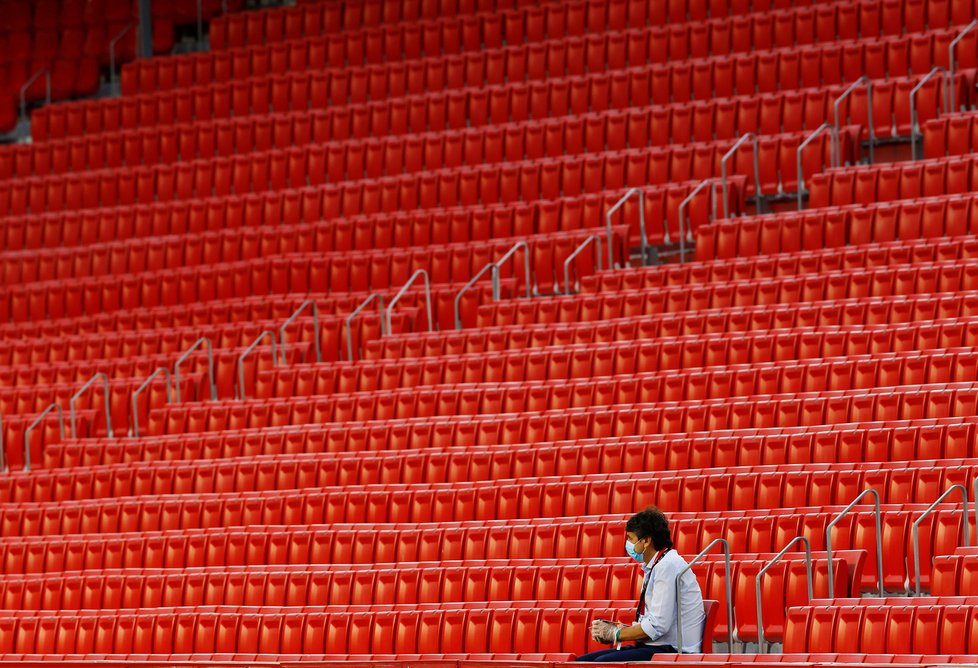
[
  {"xmin": 783, "ymin": 599, "xmax": 978, "ymax": 655},
  {"xmin": 42, "ymin": 418, "xmax": 978, "ymax": 480}
]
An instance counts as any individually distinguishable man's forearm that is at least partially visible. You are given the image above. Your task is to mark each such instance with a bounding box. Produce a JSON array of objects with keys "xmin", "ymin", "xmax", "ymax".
[{"xmin": 616, "ymin": 623, "xmax": 650, "ymax": 643}]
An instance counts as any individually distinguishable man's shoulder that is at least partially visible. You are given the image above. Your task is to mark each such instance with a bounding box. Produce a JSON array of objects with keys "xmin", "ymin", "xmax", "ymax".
[{"xmin": 660, "ymin": 549, "xmax": 690, "ymax": 570}]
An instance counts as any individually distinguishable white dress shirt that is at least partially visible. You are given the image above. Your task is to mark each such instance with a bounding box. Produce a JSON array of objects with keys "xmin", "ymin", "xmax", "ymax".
[{"xmin": 636, "ymin": 549, "xmax": 706, "ymax": 653}]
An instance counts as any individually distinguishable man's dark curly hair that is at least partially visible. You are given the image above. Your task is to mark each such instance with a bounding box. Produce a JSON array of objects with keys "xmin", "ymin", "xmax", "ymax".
[{"xmin": 625, "ymin": 506, "xmax": 674, "ymax": 551}]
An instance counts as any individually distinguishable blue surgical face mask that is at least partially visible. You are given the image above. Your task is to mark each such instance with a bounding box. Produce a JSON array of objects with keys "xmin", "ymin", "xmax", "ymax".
[{"xmin": 625, "ymin": 538, "xmax": 645, "ymax": 562}]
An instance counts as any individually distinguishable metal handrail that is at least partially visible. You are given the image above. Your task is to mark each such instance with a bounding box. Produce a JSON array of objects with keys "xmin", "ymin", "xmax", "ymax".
[
  {"xmin": 237, "ymin": 330, "xmax": 278, "ymax": 401},
  {"xmin": 130, "ymin": 367, "xmax": 172, "ymax": 439},
  {"xmin": 755, "ymin": 536, "xmax": 812, "ymax": 650},
  {"xmin": 345, "ymin": 293, "xmax": 386, "ymax": 361},
  {"xmin": 720, "ymin": 134, "xmax": 763, "ymax": 219},
  {"xmin": 677, "ymin": 179, "xmax": 718, "ymax": 262},
  {"xmin": 494, "ymin": 241, "xmax": 531, "ymax": 299},
  {"xmin": 386, "ymin": 270, "xmax": 433, "ymax": 335},
  {"xmin": 826, "ymin": 488, "xmax": 884, "ymax": 597},
  {"xmin": 455, "ymin": 262, "xmax": 496, "ymax": 330},
  {"xmin": 69, "ymin": 372, "xmax": 113, "ymax": 440},
  {"xmin": 19, "ymin": 68, "xmax": 50, "ymax": 120},
  {"xmin": 832, "ymin": 76, "xmax": 875, "ymax": 166},
  {"xmin": 196, "ymin": 0, "xmax": 205, "ymax": 43},
  {"xmin": 675, "ymin": 538, "xmax": 734, "ymax": 654},
  {"xmin": 912, "ymin": 484, "xmax": 970, "ymax": 595},
  {"xmin": 562, "ymin": 235, "xmax": 603, "ymax": 294},
  {"xmin": 280, "ymin": 299, "xmax": 321, "ymax": 364},
  {"xmin": 796, "ymin": 123, "xmax": 834, "ymax": 211},
  {"xmin": 606, "ymin": 188, "xmax": 646, "ymax": 266},
  {"xmin": 109, "ymin": 23, "xmax": 137, "ymax": 87},
  {"xmin": 174, "ymin": 337, "xmax": 217, "ymax": 402},
  {"xmin": 23, "ymin": 403, "xmax": 64, "ymax": 472},
  {"xmin": 910, "ymin": 67, "xmax": 951, "ymax": 160},
  {"xmin": 950, "ymin": 19, "xmax": 978, "ymax": 111}
]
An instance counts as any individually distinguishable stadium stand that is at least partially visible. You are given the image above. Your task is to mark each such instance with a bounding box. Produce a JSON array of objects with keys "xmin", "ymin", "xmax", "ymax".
[
  {"xmin": 0, "ymin": 0, "xmax": 242, "ymax": 134},
  {"xmin": 0, "ymin": 0, "xmax": 976, "ymax": 665}
]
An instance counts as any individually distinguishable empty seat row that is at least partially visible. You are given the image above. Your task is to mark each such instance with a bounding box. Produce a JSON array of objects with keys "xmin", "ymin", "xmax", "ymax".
[
  {"xmin": 0, "ymin": 605, "xmax": 639, "ymax": 658},
  {"xmin": 0, "ymin": 457, "xmax": 971, "ymax": 540},
  {"xmin": 0, "ymin": 175, "xmax": 622, "ymax": 254},
  {"xmin": 587, "ymin": 234, "xmax": 977, "ymax": 293},
  {"xmin": 21, "ymin": 414, "xmax": 978, "ymax": 500},
  {"xmin": 0, "ymin": 142, "xmax": 734, "ymax": 228},
  {"xmin": 0, "ymin": 288, "xmax": 411, "ymax": 348},
  {"xmin": 28, "ymin": 54, "xmax": 953, "ymax": 147},
  {"xmin": 783, "ymin": 602, "xmax": 978, "ymax": 655},
  {"xmin": 0, "ymin": 219, "xmax": 613, "ymax": 292},
  {"xmin": 209, "ymin": 0, "xmax": 571, "ymax": 51},
  {"xmin": 41, "ymin": 419, "xmax": 978, "ymax": 499},
  {"xmin": 0, "ymin": 556, "xmax": 832, "ymax": 622},
  {"xmin": 476, "ymin": 285, "xmax": 976, "ymax": 336},
  {"xmin": 809, "ymin": 153, "xmax": 978, "ymax": 209},
  {"xmin": 922, "ymin": 111, "xmax": 978, "ymax": 157},
  {"xmin": 374, "ymin": 282, "xmax": 978, "ymax": 358},
  {"xmin": 697, "ymin": 193, "xmax": 978, "ymax": 261},
  {"xmin": 477, "ymin": 257, "xmax": 978, "ymax": 328},
  {"xmin": 67, "ymin": 392, "xmax": 978, "ymax": 469},
  {"xmin": 205, "ymin": 0, "xmax": 965, "ymax": 66},
  {"xmin": 137, "ymin": 2, "xmax": 884, "ymax": 95},
  {"xmin": 0, "ymin": 102, "xmax": 854, "ymax": 195},
  {"xmin": 150, "ymin": 373, "xmax": 978, "ymax": 443},
  {"xmin": 0, "ymin": 507, "xmax": 955, "ymax": 594},
  {"xmin": 230, "ymin": 301, "xmax": 978, "ymax": 390},
  {"xmin": 252, "ymin": 347, "xmax": 978, "ymax": 417},
  {"xmin": 0, "ymin": 558, "xmax": 824, "ymax": 645},
  {"xmin": 0, "ymin": 227, "xmax": 627, "ymax": 327},
  {"xmin": 932, "ymin": 553, "xmax": 978, "ymax": 595},
  {"xmin": 126, "ymin": 16, "xmax": 965, "ymax": 106}
]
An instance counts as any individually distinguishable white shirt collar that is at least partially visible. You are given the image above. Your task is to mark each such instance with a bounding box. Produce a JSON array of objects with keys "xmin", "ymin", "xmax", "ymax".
[{"xmin": 642, "ymin": 548, "xmax": 665, "ymax": 570}]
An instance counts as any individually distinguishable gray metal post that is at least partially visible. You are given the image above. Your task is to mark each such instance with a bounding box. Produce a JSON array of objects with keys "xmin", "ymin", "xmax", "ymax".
[
  {"xmin": 494, "ymin": 241, "xmax": 532, "ymax": 299},
  {"xmin": 825, "ymin": 488, "xmax": 883, "ymax": 597},
  {"xmin": 912, "ymin": 484, "xmax": 970, "ymax": 595},
  {"xmin": 280, "ymin": 299, "xmax": 321, "ymax": 364},
  {"xmin": 756, "ymin": 536, "xmax": 812, "ymax": 650},
  {"xmin": 23, "ymin": 404, "xmax": 65, "ymax": 473},
  {"xmin": 796, "ymin": 123, "xmax": 834, "ymax": 211},
  {"xmin": 174, "ymin": 337, "xmax": 217, "ymax": 402},
  {"xmin": 832, "ymin": 77, "xmax": 875, "ymax": 166},
  {"xmin": 130, "ymin": 367, "xmax": 172, "ymax": 438},
  {"xmin": 69, "ymin": 372, "xmax": 113, "ymax": 440},
  {"xmin": 109, "ymin": 23, "xmax": 137, "ymax": 86},
  {"xmin": 237, "ymin": 331, "xmax": 278, "ymax": 401},
  {"xmin": 386, "ymin": 270, "xmax": 434, "ymax": 335},
  {"xmin": 677, "ymin": 179, "xmax": 718, "ymax": 262},
  {"xmin": 563, "ymin": 235, "xmax": 603, "ymax": 294},
  {"xmin": 345, "ymin": 293, "xmax": 385, "ymax": 361},
  {"xmin": 606, "ymin": 188, "xmax": 646, "ymax": 267},
  {"xmin": 910, "ymin": 67, "xmax": 951, "ymax": 160},
  {"xmin": 138, "ymin": 0, "xmax": 153, "ymax": 58},
  {"xmin": 19, "ymin": 68, "xmax": 50, "ymax": 120},
  {"xmin": 455, "ymin": 263, "xmax": 496, "ymax": 330},
  {"xmin": 950, "ymin": 19, "xmax": 978, "ymax": 111},
  {"xmin": 720, "ymin": 134, "xmax": 763, "ymax": 218},
  {"xmin": 675, "ymin": 538, "xmax": 734, "ymax": 654}
]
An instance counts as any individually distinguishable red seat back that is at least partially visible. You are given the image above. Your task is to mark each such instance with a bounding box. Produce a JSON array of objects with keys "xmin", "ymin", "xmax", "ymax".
[{"xmin": 701, "ymin": 598, "xmax": 718, "ymax": 652}]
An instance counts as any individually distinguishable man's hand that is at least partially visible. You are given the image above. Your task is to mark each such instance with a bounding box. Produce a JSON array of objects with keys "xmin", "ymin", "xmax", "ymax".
[{"xmin": 590, "ymin": 620, "xmax": 622, "ymax": 644}]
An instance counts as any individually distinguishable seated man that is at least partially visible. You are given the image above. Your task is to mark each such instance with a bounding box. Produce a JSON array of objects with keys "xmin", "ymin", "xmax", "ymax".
[{"xmin": 577, "ymin": 507, "xmax": 707, "ymax": 661}]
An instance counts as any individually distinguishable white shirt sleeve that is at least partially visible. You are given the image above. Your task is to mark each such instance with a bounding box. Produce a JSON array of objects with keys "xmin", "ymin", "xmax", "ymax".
[
  {"xmin": 637, "ymin": 558, "xmax": 678, "ymax": 643},
  {"xmin": 636, "ymin": 553, "xmax": 705, "ymax": 652}
]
